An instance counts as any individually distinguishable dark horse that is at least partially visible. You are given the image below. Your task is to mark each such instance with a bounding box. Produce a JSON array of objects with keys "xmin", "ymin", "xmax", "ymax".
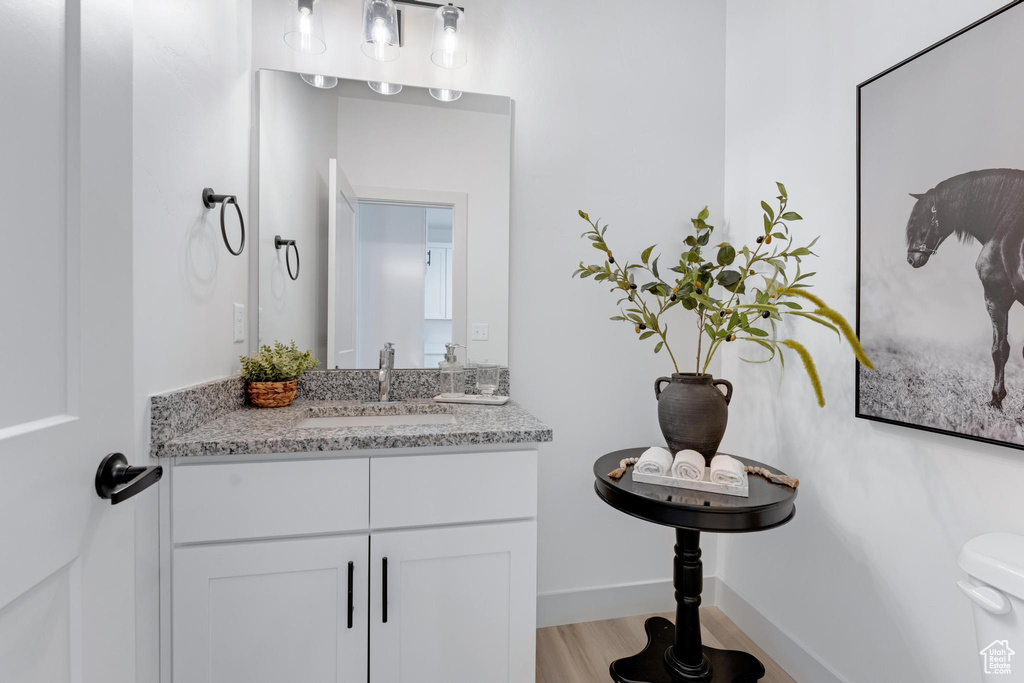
[{"xmin": 905, "ymin": 168, "xmax": 1024, "ymax": 409}]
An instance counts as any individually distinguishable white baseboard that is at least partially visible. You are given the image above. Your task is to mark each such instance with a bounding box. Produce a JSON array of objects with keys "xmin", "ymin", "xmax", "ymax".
[
  {"xmin": 537, "ymin": 577, "xmax": 718, "ymax": 628},
  {"xmin": 714, "ymin": 577, "xmax": 845, "ymax": 683}
]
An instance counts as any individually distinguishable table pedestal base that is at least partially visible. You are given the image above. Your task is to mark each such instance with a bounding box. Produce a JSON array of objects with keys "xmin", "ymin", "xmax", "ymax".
[
  {"xmin": 610, "ymin": 529, "xmax": 764, "ymax": 682},
  {"xmin": 610, "ymin": 617, "xmax": 765, "ymax": 683}
]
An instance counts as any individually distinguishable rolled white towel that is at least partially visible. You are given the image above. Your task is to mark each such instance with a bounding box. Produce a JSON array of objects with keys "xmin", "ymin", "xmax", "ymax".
[
  {"xmin": 710, "ymin": 454, "xmax": 744, "ymax": 487},
  {"xmin": 671, "ymin": 449, "xmax": 705, "ymax": 481},
  {"xmin": 635, "ymin": 447, "xmax": 674, "ymax": 476}
]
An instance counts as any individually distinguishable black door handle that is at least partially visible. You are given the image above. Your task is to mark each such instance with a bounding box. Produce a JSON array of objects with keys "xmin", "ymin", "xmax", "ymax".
[
  {"xmin": 347, "ymin": 561, "xmax": 354, "ymax": 629},
  {"xmin": 382, "ymin": 556, "xmax": 388, "ymax": 623},
  {"xmin": 95, "ymin": 453, "xmax": 162, "ymax": 505}
]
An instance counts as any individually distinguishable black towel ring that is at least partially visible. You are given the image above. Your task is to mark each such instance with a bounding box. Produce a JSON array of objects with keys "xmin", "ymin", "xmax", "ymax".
[
  {"xmin": 202, "ymin": 187, "xmax": 245, "ymax": 256},
  {"xmin": 275, "ymin": 235, "xmax": 299, "ymax": 280}
]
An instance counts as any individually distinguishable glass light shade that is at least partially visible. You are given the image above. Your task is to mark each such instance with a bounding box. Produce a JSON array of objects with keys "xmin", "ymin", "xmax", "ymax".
[
  {"xmin": 431, "ymin": 4, "xmax": 467, "ymax": 69},
  {"xmin": 361, "ymin": 0, "xmax": 400, "ymax": 62},
  {"xmin": 368, "ymin": 81, "xmax": 403, "ymax": 95},
  {"xmin": 429, "ymin": 88, "xmax": 462, "ymax": 102},
  {"xmin": 301, "ymin": 73, "xmax": 338, "ymax": 89},
  {"xmin": 284, "ymin": 0, "xmax": 327, "ymax": 55}
]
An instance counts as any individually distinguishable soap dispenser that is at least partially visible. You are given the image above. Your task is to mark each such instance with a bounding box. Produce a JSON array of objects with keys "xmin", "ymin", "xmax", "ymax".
[{"xmin": 438, "ymin": 343, "xmax": 466, "ymax": 397}]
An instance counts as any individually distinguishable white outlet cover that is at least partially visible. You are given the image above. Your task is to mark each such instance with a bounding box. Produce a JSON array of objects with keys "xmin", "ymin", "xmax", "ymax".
[
  {"xmin": 233, "ymin": 303, "xmax": 245, "ymax": 343},
  {"xmin": 472, "ymin": 323, "xmax": 489, "ymax": 341}
]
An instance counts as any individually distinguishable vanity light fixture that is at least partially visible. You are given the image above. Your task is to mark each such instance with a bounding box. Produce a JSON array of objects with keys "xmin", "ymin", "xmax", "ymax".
[
  {"xmin": 284, "ymin": 0, "xmax": 327, "ymax": 55},
  {"xmin": 429, "ymin": 87, "xmax": 462, "ymax": 102},
  {"xmin": 431, "ymin": 4, "xmax": 466, "ymax": 69},
  {"xmin": 368, "ymin": 81, "xmax": 403, "ymax": 95},
  {"xmin": 301, "ymin": 73, "xmax": 339, "ymax": 88},
  {"xmin": 360, "ymin": 0, "xmax": 468, "ymax": 68},
  {"xmin": 361, "ymin": 0, "xmax": 401, "ymax": 62}
]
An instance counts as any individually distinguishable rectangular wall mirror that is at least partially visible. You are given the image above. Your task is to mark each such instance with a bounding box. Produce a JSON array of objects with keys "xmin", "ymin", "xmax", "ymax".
[{"xmin": 255, "ymin": 70, "xmax": 512, "ymax": 369}]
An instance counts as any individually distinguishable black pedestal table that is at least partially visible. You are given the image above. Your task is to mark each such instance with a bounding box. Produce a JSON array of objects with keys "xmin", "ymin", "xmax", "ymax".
[{"xmin": 593, "ymin": 448, "xmax": 798, "ymax": 682}]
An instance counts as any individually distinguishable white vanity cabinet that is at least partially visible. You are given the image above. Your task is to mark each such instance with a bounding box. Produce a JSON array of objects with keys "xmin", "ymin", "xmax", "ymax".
[{"xmin": 164, "ymin": 446, "xmax": 539, "ymax": 683}]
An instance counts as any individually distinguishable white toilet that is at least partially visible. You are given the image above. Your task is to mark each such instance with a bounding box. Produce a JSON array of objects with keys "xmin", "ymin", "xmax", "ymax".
[{"xmin": 959, "ymin": 533, "xmax": 1024, "ymax": 680}]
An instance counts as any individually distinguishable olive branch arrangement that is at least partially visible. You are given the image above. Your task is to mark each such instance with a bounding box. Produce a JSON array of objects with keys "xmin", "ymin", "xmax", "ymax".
[{"xmin": 572, "ymin": 182, "xmax": 873, "ymax": 406}]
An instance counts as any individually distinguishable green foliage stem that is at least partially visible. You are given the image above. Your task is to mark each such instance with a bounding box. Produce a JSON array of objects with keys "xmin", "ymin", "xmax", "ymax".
[{"xmin": 573, "ymin": 182, "xmax": 874, "ymax": 407}]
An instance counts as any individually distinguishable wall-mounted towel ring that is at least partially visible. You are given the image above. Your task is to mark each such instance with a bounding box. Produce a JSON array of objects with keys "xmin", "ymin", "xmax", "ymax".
[
  {"xmin": 275, "ymin": 235, "xmax": 299, "ymax": 280},
  {"xmin": 202, "ymin": 188, "xmax": 245, "ymax": 256}
]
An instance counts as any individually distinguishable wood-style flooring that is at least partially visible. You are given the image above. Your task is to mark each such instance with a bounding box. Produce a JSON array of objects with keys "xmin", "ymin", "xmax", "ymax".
[{"xmin": 536, "ymin": 607, "xmax": 796, "ymax": 683}]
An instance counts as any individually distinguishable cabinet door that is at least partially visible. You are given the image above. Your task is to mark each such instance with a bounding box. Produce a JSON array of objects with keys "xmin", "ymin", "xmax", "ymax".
[
  {"xmin": 174, "ymin": 535, "xmax": 369, "ymax": 683},
  {"xmin": 370, "ymin": 520, "xmax": 537, "ymax": 683}
]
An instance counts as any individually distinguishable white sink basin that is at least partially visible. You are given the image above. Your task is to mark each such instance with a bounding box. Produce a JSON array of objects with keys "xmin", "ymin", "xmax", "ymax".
[{"xmin": 298, "ymin": 414, "xmax": 457, "ymax": 428}]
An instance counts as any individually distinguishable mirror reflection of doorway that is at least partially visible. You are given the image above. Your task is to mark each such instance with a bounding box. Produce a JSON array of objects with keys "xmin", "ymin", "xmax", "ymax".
[{"xmin": 355, "ymin": 201, "xmax": 454, "ymax": 368}]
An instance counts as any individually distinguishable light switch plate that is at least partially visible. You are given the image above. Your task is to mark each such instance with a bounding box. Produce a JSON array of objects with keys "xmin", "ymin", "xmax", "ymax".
[
  {"xmin": 471, "ymin": 323, "xmax": 489, "ymax": 341},
  {"xmin": 233, "ymin": 303, "xmax": 245, "ymax": 343}
]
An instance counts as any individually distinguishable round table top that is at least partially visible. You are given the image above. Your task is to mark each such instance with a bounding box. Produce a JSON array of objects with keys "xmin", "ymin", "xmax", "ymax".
[{"xmin": 594, "ymin": 448, "xmax": 798, "ymax": 533}]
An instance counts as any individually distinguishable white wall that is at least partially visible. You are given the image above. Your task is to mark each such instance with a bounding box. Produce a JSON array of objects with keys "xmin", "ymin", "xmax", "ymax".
[
  {"xmin": 335, "ymin": 92, "xmax": 511, "ymax": 366},
  {"xmin": 258, "ymin": 70, "xmax": 337, "ymax": 362},
  {"xmin": 720, "ymin": 2, "xmax": 1021, "ymax": 681},
  {"xmin": 133, "ymin": 2, "xmax": 253, "ymax": 681},
  {"xmin": 252, "ymin": 0, "xmax": 726, "ymax": 609}
]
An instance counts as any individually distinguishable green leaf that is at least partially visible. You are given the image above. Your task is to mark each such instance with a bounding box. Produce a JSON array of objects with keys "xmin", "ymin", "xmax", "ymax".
[
  {"xmin": 716, "ymin": 269, "xmax": 742, "ymax": 288},
  {"xmin": 697, "ymin": 232, "xmax": 710, "ymax": 246},
  {"xmin": 698, "ymin": 206, "xmax": 710, "ymax": 221},
  {"xmin": 639, "ymin": 331, "xmax": 656, "ymax": 340},
  {"xmin": 781, "ymin": 212, "xmax": 802, "ymax": 221},
  {"xmin": 761, "ymin": 201, "xmax": 774, "ymax": 221},
  {"xmin": 654, "ymin": 341, "xmax": 664, "ymax": 353},
  {"xmin": 716, "ymin": 245, "xmax": 736, "ymax": 266},
  {"xmin": 746, "ymin": 327, "xmax": 770, "ymax": 337},
  {"xmin": 787, "ymin": 311, "xmax": 840, "ymax": 337},
  {"xmin": 775, "ymin": 182, "xmax": 788, "ymax": 199},
  {"xmin": 651, "ymin": 256, "xmax": 660, "ymax": 278},
  {"xmin": 641, "ymin": 244, "xmax": 655, "ymax": 264},
  {"xmin": 763, "ymin": 214, "xmax": 772, "ymax": 234},
  {"xmin": 685, "ymin": 236, "xmax": 697, "ymax": 247}
]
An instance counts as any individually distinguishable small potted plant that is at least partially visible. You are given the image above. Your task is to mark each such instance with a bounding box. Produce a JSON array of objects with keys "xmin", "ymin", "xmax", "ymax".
[
  {"xmin": 239, "ymin": 341, "xmax": 319, "ymax": 408},
  {"xmin": 574, "ymin": 183, "xmax": 873, "ymax": 462}
]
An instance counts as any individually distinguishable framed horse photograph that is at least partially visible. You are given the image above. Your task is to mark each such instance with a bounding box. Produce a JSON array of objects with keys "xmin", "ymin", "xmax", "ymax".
[{"xmin": 856, "ymin": 0, "xmax": 1024, "ymax": 449}]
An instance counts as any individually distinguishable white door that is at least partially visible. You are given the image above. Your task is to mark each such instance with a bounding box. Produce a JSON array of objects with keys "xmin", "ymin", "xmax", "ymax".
[
  {"xmin": 424, "ymin": 246, "xmax": 447, "ymax": 320},
  {"xmin": 173, "ymin": 535, "xmax": 370, "ymax": 683},
  {"xmin": 370, "ymin": 521, "xmax": 538, "ymax": 683},
  {"xmin": 0, "ymin": 1, "xmax": 137, "ymax": 682},
  {"xmin": 355, "ymin": 202, "xmax": 427, "ymax": 368},
  {"xmin": 327, "ymin": 159, "xmax": 357, "ymax": 369}
]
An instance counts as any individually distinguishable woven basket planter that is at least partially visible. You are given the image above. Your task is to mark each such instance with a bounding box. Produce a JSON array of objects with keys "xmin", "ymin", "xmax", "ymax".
[{"xmin": 247, "ymin": 380, "xmax": 298, "ymax": 408}]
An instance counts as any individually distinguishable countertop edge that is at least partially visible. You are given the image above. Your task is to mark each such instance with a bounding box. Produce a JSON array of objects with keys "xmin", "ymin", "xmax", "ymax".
[{"xmin": 154, "ymin": 428, "xmax": 553, "ymax": 459}]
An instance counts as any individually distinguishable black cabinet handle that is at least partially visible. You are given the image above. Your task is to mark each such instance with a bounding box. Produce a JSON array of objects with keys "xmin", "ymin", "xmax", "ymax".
[
  {"xmin": 95, "ymin": 453, "xmax": 162, "ymax": 505},
  {"xmin": 427, "ymin": 249, "xmax": 432, "ymax": 266},
  {"xmin": 347, "ymin": 561, "xmax": 354, "ymax": 629},
  {"xmin": 382, "ymin": 557, "xmax": 388, "ymax": 623}
]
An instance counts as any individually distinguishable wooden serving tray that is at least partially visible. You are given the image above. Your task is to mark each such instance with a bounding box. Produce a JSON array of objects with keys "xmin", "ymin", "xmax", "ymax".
[{"xmin": 632, "ymin": 467, "xmax": 749, "ymax": 498}]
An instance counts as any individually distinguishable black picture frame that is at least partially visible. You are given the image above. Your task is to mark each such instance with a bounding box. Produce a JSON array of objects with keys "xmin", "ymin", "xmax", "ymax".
[{"xmin": 855, "ymin": 0, "xmax": 1024, "ymax": 450}]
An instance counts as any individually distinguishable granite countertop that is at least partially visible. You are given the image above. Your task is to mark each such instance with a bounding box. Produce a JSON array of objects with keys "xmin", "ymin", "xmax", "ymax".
[{"xmin": 152, "ymin": 399, "xmax": 553, "ymax": 458}]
